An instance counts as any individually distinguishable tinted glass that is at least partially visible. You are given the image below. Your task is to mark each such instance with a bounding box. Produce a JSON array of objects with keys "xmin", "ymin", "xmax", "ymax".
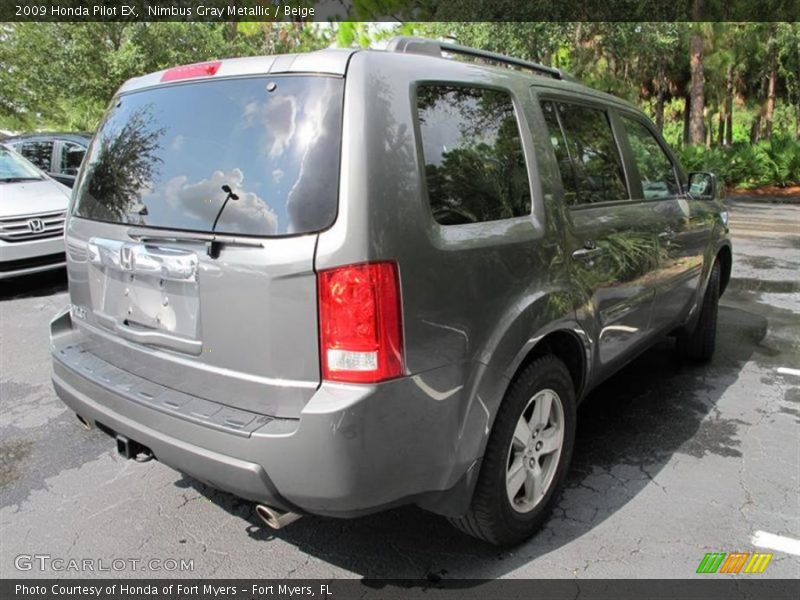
[
  {"xmin": 59, "ymin": 142, "xmax": 86, "ymax": 176},
  {"xmin": 622, "ymin": 117, "xmax": 680, "ymax": 200},
  {"xmin": 417, "ymin": 85, "xmax": 531, "ymax": 225},
  {"xmin": 541, "ymin": 102, "xmax": 579, "ymax": 205},
  {"xmin": 73, "ymin": 76, "xmax": 344, "ymax": 236},
  {"xmin": 541, "ymin": 101, "xmax": 628, "ymax": 205},
  {"xmin": 18, "ymin": 141, "xmax": 54, "ymax": 172}
]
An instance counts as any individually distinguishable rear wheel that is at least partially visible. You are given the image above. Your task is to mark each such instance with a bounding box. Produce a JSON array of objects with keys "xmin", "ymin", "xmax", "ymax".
[
  {"xmin": 450, "ymin": 355, "xmax": 576, "ymax": 546},
  {"xmin": 677, "ymin": 261, "xmax": 720, "ymax": 362}
]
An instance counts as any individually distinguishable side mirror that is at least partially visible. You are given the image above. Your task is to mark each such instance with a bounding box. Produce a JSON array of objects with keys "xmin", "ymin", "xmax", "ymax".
[{"xmin": 687, "ymin": 171, "xmax": 718, "ymax": 200}]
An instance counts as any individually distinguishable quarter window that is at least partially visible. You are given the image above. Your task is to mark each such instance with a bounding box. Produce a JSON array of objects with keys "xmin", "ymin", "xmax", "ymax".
[
  {"xmin": 417, "ymin": 85, "xmax": 531, "ymax": 225},
  {"xmin": 622, "ymin": 117, "xmax": 680, "ymax": 200},
  {"xmin": 541, "ymin": 101, "xmax": 628, "ymax": 206}
]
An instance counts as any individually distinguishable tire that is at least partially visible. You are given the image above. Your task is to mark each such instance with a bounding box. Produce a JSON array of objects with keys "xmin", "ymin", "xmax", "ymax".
[
  {"xmin": 450, "ymin": 355, "xmax": 576, "ymax": 546},
  {"xmin": 677, "ymin": 260, "xmax": 720, "ymax": 362}
]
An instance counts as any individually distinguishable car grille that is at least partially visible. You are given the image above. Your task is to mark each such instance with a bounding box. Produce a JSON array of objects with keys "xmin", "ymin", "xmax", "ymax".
[{"xmin": 0, "ymin": 210, "xmax": 66, "ymax": 242}]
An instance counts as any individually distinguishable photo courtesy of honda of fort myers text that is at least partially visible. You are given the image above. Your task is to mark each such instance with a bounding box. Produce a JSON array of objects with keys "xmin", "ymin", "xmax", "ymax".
[
  {"xmin": 1, "ymin": 0, "xmax": 800, "ymax": 599},
  {"xmin": 13, "ymin": 584, "xmax": 335, "ymax": 598}
]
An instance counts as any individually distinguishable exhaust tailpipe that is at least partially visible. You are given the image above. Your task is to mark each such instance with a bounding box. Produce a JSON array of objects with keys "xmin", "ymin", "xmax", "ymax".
[
  {"xmin": 76, "ymin": 414, "xmax": 92, "ymax": 431},
  {"xmin": 255, "ymin": 504, "xmax": 302, "ymax": 530}
]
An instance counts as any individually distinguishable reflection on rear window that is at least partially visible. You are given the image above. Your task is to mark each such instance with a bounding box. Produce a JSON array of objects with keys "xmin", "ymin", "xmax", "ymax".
[{"xmin": 73, "ymin": 76, "xmax": 344, "ymax": 236}]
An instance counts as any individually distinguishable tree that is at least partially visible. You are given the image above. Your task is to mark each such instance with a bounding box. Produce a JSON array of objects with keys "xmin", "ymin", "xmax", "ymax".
[
  {"xmin": 2, "ymin": 19, "xmax": 797, "ymax": 188},
  {"xmin": 764, "ymin": 24, "xmax": 780, "ymax": 139},
  {"xmin": 0, "ymin": 22, "xmax": 331, "ymax": 131},
  {"xmin": 777, "ymin": 23, "xmax": 800, "ymax": 139},
  {"xmin": 688, "ymin": 5, "xmax": 706, "ymax": 145}
]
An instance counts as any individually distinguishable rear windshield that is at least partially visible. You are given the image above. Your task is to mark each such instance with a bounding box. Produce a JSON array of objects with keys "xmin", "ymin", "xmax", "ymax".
[{"xmin": 73, "ymin": 75, "xmax": 344, "ymax": 237}]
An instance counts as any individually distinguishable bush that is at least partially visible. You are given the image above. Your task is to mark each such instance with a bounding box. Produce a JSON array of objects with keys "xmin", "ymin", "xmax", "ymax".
[
  {"xmin": 676, "ymin": 136, "xmax": 800, "ymax": 189},
  {"xmin": 756, "ymin": 137, "xmax": 800, "ymax": 187}
]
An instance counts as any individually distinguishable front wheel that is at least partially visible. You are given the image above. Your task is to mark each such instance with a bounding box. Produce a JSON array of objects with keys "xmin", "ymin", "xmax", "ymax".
[
  {"xmin": 677, "ymin": 261, "xmax": 720, "ymax": 362},
  {"xmin": 450, "ymin": 355, "xmax": 576, "ymax": 546}
]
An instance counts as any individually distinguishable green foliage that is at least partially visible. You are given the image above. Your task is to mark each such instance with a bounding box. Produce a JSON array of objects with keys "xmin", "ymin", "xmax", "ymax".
[
  {"xmin": 336, "ymin": 22, "xmax": 376, "ymax": 48},
  {"xmin": 1, "ymin": 20, "xmax": 798, "ymax": 190},
  {"xmin": 0, "ymin": 22, "xmax": 329, "ymax": 132},
  {"xmin": 677, "ymin": 137, "xmax": 800, "ymax": 189},
  {"xmin": 757, "ymin": 137, "xmax": 800, "ymax": 187}
]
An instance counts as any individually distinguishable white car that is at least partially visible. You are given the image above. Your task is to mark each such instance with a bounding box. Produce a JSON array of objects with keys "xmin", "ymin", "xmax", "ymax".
[{"xmin": 0, "ymin": 144, "xmax": 71, "ymax": 279}]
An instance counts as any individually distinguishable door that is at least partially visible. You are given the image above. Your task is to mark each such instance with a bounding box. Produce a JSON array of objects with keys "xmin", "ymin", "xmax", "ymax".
[
  {"xmin": 618, "ymin": 114, "xmax": 712, "ymax": 330},
  {"xmin": 65, "ymin": 73, "xmax": 346, "ymax": 419},
  {"xmin": 540, "ymin": 100, "xmax": 661, "ymax": 377}
]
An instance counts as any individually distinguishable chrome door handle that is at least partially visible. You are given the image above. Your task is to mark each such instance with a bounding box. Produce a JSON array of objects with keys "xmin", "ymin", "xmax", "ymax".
[{"xmin": 658, "ymin": 230, "xmax": 676, "ymax": 240}]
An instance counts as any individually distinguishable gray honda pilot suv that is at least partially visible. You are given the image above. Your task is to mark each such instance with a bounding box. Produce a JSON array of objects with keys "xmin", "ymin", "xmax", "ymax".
[{"xmin": 50, "ymin": 37, "xmax": 732, "ymax": 545}]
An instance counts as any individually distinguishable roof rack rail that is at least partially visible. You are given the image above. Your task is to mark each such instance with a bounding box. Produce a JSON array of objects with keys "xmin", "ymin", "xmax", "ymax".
[{"xmin": 386, "ymin": 36, "xmax": 565, "ymax": 81}]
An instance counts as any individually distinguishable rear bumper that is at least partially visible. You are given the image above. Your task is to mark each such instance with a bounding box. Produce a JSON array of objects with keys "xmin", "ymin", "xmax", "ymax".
[
  {"xmin": 53, "ymin": 365, "xmax": 291, "ymax": 508},
  {"xmin": 51, "ymin": 307, "xmax": 489, "ymax": 517}
]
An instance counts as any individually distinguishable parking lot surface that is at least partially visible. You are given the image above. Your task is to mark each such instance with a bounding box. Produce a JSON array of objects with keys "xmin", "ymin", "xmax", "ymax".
[{"xmin": 1, "ymin": 200, "xmax": 798, "ymax": 579}]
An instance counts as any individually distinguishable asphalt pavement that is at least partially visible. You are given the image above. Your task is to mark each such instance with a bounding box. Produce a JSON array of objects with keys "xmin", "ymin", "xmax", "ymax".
[{"xmin": 1, "ymin": 199, "xmax": 798, "ymax": 579}]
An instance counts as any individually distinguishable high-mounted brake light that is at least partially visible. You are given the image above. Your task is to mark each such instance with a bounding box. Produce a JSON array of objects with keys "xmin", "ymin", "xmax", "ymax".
[
  {"xmin": 161, "ymin": 61, "xmax": 222, "ymax": 82},
  {"xmin": 318, "ymin": 262, "xmax": 404, "ymax": 383}
]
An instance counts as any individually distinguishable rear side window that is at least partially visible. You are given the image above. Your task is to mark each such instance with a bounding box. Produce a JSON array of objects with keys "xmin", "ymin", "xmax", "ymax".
[
  {"xmin": 18, "ymin": 141, "xmax": 53, "ymax": 172},
  {"xmin": 416, "ymin": 85, "xmax": 531, "ymax": 225},
  {"xmin": 621, "ymin": 117, "xmax": 680, "ymax": 200},
  {"xmin": 73, "ymin": 76, "xmax": 344, "ymax": 237},
  {"xmin": 541, "ymin": 101, "xmax": 628, "ymax": 206}
]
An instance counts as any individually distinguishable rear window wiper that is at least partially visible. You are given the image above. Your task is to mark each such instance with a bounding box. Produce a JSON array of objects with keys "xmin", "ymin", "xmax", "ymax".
[{"xmin": 127, "ymin": 228, "xmax": 264, "ymax": 259}]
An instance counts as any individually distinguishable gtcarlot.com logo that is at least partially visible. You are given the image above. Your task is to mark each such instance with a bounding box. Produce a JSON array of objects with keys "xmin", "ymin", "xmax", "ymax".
[{"xmin": 15, "ymin": 554, "xmax": 194, "ymax": 572}]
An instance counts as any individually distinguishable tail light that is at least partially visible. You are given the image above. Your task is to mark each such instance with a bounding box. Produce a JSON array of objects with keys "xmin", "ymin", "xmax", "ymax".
[{"xmin": 317, "ymin": 261, "xmax": 404, "ymax": 383}]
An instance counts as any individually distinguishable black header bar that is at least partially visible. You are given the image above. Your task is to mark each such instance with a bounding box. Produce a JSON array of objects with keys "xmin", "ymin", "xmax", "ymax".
[{"xmin": 2, "ymin": 0, "xmax": 800, "ymax": 23}]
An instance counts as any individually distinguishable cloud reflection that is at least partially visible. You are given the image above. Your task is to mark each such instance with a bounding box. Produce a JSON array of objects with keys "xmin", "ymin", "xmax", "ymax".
[{"xmin": 159, "ymin": 168, "xmax": 278, "ymax": 235}]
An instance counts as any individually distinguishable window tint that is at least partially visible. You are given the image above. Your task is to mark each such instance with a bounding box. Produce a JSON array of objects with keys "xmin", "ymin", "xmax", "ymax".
[
  {"xmin": 59, "ymin": 142, "xmax": 86, "ymax": 176},
  {"xmin": 417, "ymin": 85, "xmax": 531, "ymax": 225},
  {"xmin": 541, "ymin": 101, "xmax": 628, "ymax": 206},
  {"xmin": 73, "ymin": 76, "xmax": 344, "ymax": 237},
  {"xmin": 18, "ymin": 141, "xmax": 54, "ymax": 172},
  {"xmin": 622, "ymin": 117, "xmax": 680, "ymax": 200}
]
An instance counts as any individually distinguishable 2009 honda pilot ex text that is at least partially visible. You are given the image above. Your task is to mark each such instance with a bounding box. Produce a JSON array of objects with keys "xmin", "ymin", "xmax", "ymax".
[{"xmin": 50, "ymin": 37, "xmax": 732, "ymax": 545}]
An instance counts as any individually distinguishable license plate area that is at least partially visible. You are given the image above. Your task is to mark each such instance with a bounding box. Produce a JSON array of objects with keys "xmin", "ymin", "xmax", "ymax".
[{"xmin": 87, "ymin": 238, "xmax": 201, "ymax": 343}]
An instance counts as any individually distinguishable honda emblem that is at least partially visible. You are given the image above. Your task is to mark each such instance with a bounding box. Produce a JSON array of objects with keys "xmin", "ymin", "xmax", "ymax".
[{"xmin": 27, "ymin": 218, "xmax": 45, "ymax": 233}]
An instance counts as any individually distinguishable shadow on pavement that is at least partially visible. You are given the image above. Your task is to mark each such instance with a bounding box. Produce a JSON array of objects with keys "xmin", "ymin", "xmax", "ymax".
[
  {"xmin": 0, "ymin": 268, "xmax": 67, "ymax": 301},
  {"xmin": 181, "ymin": 303, "xmax": 767, "ymax": 579}
]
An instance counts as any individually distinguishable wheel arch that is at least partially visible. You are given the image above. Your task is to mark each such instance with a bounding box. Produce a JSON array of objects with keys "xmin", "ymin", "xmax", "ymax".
[
  {"xmin": 508, "ymin": 329, "xmax": 588, "ymax": 402},
  {"xmin": 419, "ymin": 325, "xmax": 589, "ymax": 518}
]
